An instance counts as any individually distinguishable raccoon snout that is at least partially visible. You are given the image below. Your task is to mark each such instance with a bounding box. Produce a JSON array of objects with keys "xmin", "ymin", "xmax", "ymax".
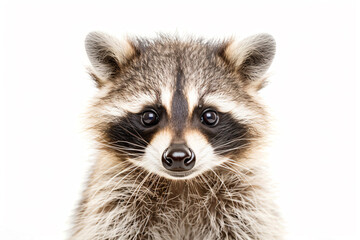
[{"xmin": 162, "ymin": 144, "xmax": 196, "ymax": 171}]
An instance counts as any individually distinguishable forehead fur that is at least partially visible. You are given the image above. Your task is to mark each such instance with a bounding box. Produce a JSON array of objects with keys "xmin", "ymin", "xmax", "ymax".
[{"xmin": 105, "ymin": 36, "xmax": 245, "ymax": 103}]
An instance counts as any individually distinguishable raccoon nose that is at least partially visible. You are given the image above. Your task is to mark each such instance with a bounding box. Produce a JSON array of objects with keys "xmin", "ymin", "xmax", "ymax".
[{"xmin": 162, "ymin": 144, "xmax": 196, "ymax": 171}]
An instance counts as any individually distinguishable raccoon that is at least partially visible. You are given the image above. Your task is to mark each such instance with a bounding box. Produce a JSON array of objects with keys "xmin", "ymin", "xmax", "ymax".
[{"xmin": 70, "ymin": 32, "xmax": 282, "ymax": 240}]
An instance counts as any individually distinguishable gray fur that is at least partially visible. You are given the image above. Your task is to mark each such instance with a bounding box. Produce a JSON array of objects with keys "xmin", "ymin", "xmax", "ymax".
[{"xmin": 70, "ymin": 32, "xmax": 283, "ymax": 240}]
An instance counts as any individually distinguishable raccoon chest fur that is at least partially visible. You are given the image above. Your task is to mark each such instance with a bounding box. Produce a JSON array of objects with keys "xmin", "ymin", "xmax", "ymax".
[
  {"xmin": 73, "ymin": 165, "xmax": 280, "ymax": 240},
  {"xmin": 70, "ymin": 32, "xmax": 283, "ymax": 240}
]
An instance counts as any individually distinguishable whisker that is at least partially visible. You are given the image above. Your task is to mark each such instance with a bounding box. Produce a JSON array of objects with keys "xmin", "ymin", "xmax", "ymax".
[
  {"xmin": 221, "ymin": 158, "xmax": 253, "ymax": 172},
  {"xmin": 208, "ymin": 168, "xmax": 238, "ymax": 208},
  {"xmin": 97, "ymin": 142, "xmax": 146, "ymax": 156},
  {"xmin": 107, "ymin": 140, "xmax": 147, "ymax": 149},
  {"xmin": 217, "ymin": 162, "xmax": 260, "ymax": 205},
  {"xmin": 214, "ymin": 143, "xmax": 253, "ymax": 155},
  {"xmin": 199, "ymin": 174, "xmax": 216, "ymax": 198},
  {"xmin": 80, "ymin": 164, "xmax": 141, "ymax": 222},
  {"xmin": 88, "ymin": 161, "xmax": 130, "ymax": 185},
  {"xmin": 210, "ymin": 128, "xmax": 251, "ymax": 146},
  {"xmin": 109, "ymin": 120, "xmax": 149, "ymax": 146},
  {"xmin": 88, "ymin": 163, "xmax": 139, "ymax": 204},
  {"xmin": 125, "ymin": 170, "xmax": 152, "ymax": 207},
  {"xmin": 124, "ymin": 117, "xmax": 151, "ymax": 145},
  {"xmin": 99, "ymin": 141, "xmax": 146, "ymax": 152},
  {"xmin": 212, "ymin": 137, "xmax": 257, "ymax": 151}
]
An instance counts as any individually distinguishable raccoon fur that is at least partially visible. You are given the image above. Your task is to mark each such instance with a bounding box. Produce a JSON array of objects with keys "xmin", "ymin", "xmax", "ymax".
[{"xmin": 70, "ymin": 32, "xmax": 283, "ymax": 240}]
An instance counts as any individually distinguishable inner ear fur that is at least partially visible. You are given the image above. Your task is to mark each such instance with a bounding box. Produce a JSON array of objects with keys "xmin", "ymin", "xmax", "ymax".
[
  {"xmin": 85, "ymin": 31, "xmax": 136, "ymax": 87},
  {"xmin": 223, "ymin": 33, "xmax": 276, "ymax": 90}
]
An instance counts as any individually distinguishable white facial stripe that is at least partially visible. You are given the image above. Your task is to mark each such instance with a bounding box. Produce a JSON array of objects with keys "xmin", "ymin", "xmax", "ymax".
[
  {"xmin": 184, "ymin": 129, "xmax": 223, "ymax": 176},
  {"xmin": 122, "ymin": 93, "xmax": 157, "ymax": 113},
  {"xmin": 130, "ymin": 128, "xmax": 172, "ymax": 176},
  {"xmin": 203, "ymin": 94, "xmax": 260, "ymax": 123},
  {"xmin": 185, "ymin": 86, "xmax": 200, "ymax": 115},
  {"xmin": 98, "ymin": 104, "xmax": 126, "ymax": 117},
  {"xmin": 99, "ymin": 93, "xmax": 157, "ymax": 117},
  {"xmin": 161, "ymin": 86, "xmax": 173, "ymax": 115}
]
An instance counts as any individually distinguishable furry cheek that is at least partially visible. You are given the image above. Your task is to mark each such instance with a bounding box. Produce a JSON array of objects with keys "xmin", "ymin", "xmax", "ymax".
[
  {"xmin": 128, "ymin": 128, "xmax": 173, "ymax": 177},
  {"xmin": 184, "ymin": 129, "xmax": 225, "ymax": 176}
]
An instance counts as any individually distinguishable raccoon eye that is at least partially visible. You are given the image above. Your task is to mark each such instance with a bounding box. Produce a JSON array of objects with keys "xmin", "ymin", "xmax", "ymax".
[
  {"xmin": 141, "ymin": 110, "xmax": 159, "ymax": 126},
  {"xmin": 201, "ymin": 109, "xmax": 219, "ymax": 126}
]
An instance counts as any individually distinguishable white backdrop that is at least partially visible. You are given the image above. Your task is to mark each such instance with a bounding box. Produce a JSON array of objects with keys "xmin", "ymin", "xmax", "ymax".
[{"xmin": 0, "ymin": 0, "xmax": 358, "ymax": 239}]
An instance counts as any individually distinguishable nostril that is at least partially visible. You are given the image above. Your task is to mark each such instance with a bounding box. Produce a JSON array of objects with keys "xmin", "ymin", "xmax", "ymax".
[
  {"xmin": 163, "ymin": 152, "xmax": 173, "ymax": 167},
  {"xmin": 165, "ymin": 158, "xmax": 173, "ymax": 166},
  {"xmin": 184, "ymin": 155, "xmax": 194, "ymax": 166}
]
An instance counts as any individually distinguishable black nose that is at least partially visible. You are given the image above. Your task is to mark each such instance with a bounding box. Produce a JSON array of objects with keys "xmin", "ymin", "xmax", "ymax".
[{"xmin": 162, "ymin": 144, "xmax": 196, "ymax": 171}]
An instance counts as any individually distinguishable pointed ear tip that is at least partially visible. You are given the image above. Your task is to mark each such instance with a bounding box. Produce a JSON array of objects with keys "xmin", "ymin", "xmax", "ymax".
[
  {"xmin": 228, "ymin": 33, "xmax": 276, "ymax": 50},
  {"xmin": 85, "ymin": 32, "xmax": 98, "ymax": 52},
  {"xmin": 249, "ymin": 34, "xmax": 276, "ymax": 58},
  {"xmin": 85, "ymin": 31, "xmax": 117, "ymax": 49},
  {"xmin": 253, "ymin": 33, "xmax": 276, "ymax": 46},
  {"xmin": 85, "ymin": 31, "xmax": 104, "ymax": 45},
  {"xmin": 259, "ymin": 33, "xmax": 276, "ymax": 49},
  {"xmin": 258, "ymin": 33, "xmax": 275, "ymax": 40},
  {"xmin": 84, "ymin": 31, "xmax": 131, "ymax": 48}
]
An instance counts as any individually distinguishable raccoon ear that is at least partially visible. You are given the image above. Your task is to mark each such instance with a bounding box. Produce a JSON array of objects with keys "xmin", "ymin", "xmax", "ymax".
[
  {"xmin": 85, "ymin": 31, "xmax": 136, "ymax": 86},
  {"xmin": 223, "ymin": 33, "xmax": 276, "ymax": 90}
]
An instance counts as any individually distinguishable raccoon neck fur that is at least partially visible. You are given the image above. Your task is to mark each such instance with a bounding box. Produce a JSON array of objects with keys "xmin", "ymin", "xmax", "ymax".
[{"xmin": 71, "ymin": 150, "xmax": 282, "ymax": 240}]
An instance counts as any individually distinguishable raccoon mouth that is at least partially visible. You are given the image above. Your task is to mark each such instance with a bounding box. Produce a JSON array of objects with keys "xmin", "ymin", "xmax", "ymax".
[{"xmin": 167, "ymin": 171, "xmax": 193, "ymax": 178}]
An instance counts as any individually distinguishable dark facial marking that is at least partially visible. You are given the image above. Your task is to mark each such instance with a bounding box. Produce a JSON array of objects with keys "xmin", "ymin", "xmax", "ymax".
[
  {"xmin": 171, "ymin": 68, "xmax": 188, "ymax": 137},
  {"xmin": 106, "ymin": 106, "xmax": 166, "ymax": 158},
  {"xmin": 208, "ymin": 113, "xmax": 251, "ymax": 156},
  {"xmin": 192, "ymin": 107, "xmax": 253, "ymax": 157}
]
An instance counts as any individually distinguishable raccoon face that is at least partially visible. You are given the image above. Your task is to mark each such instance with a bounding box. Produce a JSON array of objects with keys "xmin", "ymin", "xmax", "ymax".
[{"xmin": 85, "ymin": 32, "xmax": 275, "ymax": 180}]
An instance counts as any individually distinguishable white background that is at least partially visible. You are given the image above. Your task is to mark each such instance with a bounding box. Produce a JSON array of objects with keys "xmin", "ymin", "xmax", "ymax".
[{"xmin": 0, "ymin": 0, "xmax": 358, "ymax": 239}]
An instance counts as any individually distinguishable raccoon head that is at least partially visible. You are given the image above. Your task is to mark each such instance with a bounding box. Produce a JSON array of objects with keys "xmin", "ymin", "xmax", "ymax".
[{"xmin": 85, "ymin": 32, "xmax": 275, "ymax": 180}]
